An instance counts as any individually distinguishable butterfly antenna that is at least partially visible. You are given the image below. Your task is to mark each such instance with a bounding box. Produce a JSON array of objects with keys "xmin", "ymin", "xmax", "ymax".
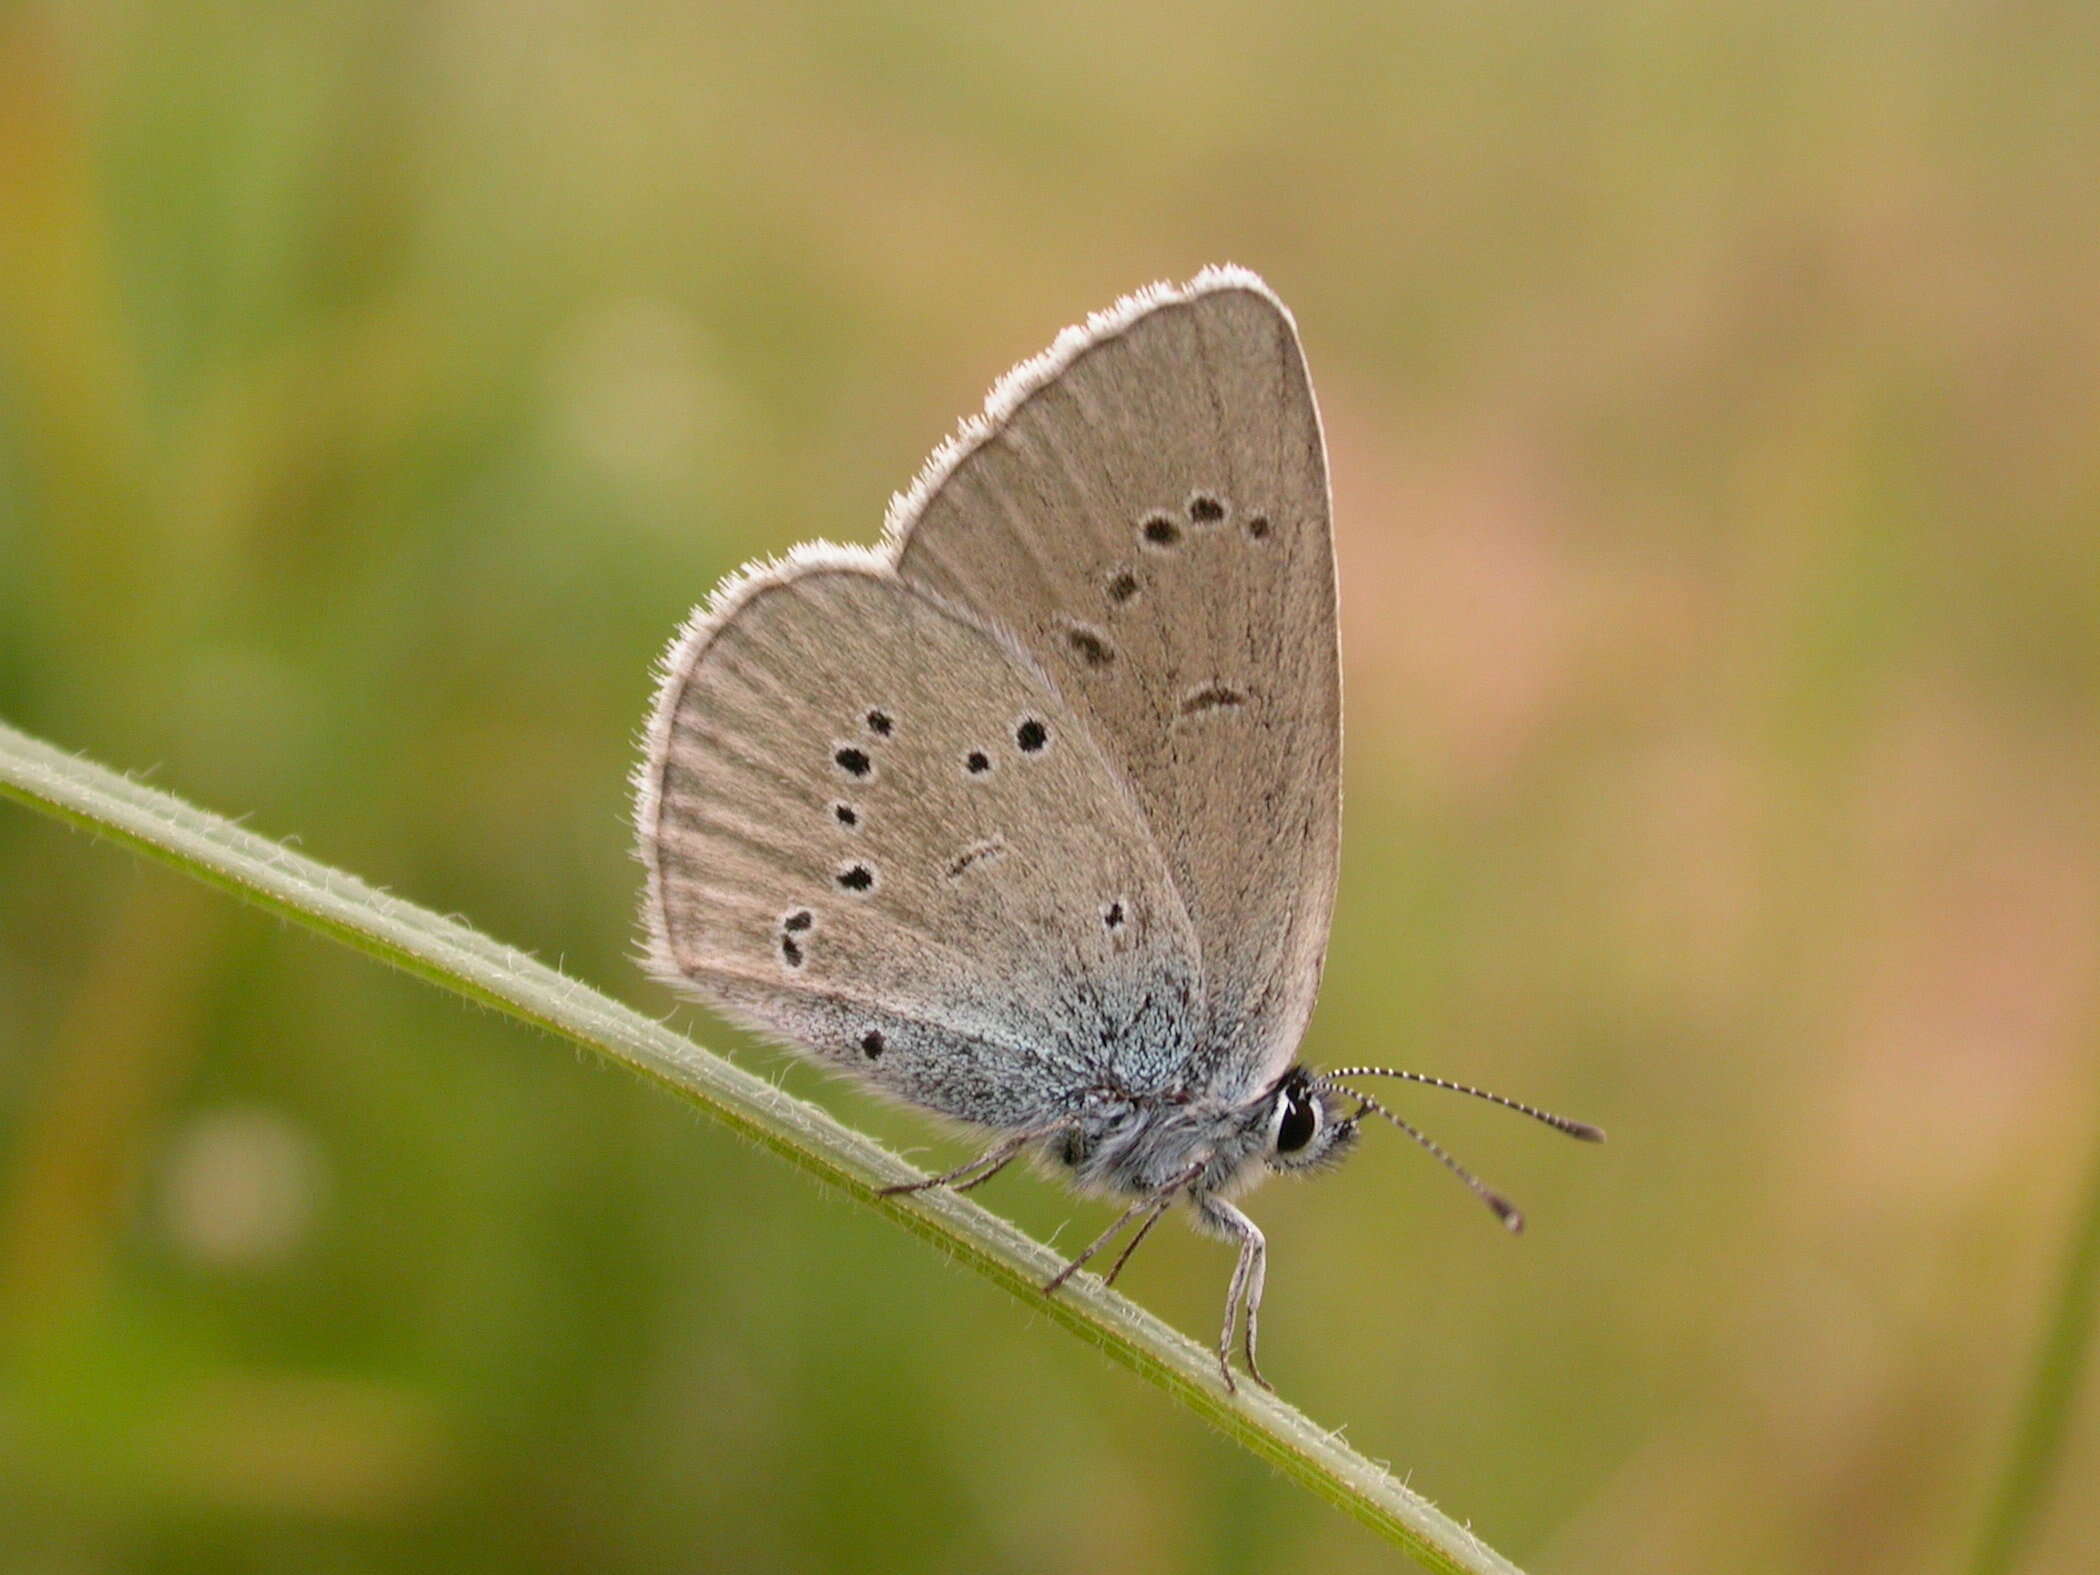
[
  {"xmin": 1327, "ymin": 1083, "xmax": 1527, "ymax": 1233},
  {"xmin": 1322, "ymin": 1066, "xmax": 1606, "ymax": 1143}
]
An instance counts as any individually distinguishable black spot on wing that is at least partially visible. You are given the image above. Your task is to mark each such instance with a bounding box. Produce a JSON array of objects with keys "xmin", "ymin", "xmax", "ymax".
[
  {"xmin": 1179, "ymin": 684, "xmax": 1250, "ymax": 716},
  {"xmin": 778, "ymin": 908, "xmax": 815, "ymax": 969},
  {"xmin": 1064, "ymin": 625, "xmax": 1115, "ymax": 668},
  {"xmin": 1140, "ymin": 514, "xmax": 1181, "ymax": 548},
  {"xmin": 946, "ymin": 839, "xmax": 1007, "ymax": 880}
]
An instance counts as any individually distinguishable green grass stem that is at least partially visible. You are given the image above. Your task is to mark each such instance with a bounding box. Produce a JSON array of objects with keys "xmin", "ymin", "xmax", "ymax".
[{"xmin": 0, "ymin": 716, "xmax": 1524, "ymax": 1575}]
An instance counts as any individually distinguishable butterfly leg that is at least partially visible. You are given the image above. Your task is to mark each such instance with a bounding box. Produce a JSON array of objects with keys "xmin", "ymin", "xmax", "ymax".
[
  {"xmin": 876, "ymin": 1126, "xmax": 1053, "ymax": 1199},
  {"xmin": 1196, "ymin": 1194, "xmax": 1271, "ymax": 1394},
  {"xmin": 1042, "ymin": 1195, "xmax": 1158, "ymax": 1296},
  {"xmin": 1240, "ymin": 1232, "xmax": 1272, "ymax": 1392},
  {"xmin": 1043, "ymin": 1163, "xmax": 1203, "ymax": 1297},
  {"xmin": 1101, "ymin": 1196, "xmax": 1173, "ymax": 1289}
]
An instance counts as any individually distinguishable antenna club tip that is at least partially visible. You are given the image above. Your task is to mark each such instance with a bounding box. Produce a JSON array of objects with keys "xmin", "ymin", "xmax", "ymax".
[
  {"xmin": 1490, "ymin": 1197, "xmax": 1524, "ymax": 1233},
  {"xmin": 1568, "ymin": 1122, "xmax": 1607, "ymax": 1144}
]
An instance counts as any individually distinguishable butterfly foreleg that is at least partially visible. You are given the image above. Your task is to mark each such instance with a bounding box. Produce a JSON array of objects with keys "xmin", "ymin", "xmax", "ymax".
[
  {"xmin": 1042, "ymin": 1161, "xmax": 1203, "ymax": 1299},
  {"xmin": 1101, "ymin": 1194, "xmax": 1174, "ymax": 1289},
  {"xmin": 876, "ymin": 1122, "xmax": 1064, "ymax": 1199}
]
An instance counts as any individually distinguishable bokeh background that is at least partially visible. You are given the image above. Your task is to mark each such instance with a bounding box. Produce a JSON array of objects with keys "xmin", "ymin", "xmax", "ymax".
[{"xmin": 4, "ymin": 3, "xmax": 2099, "ymax": 1571}]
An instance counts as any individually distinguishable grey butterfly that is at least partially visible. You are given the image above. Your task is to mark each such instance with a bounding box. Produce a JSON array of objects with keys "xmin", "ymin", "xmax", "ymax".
[{"xmin": 633, "ymin": 266, "xmax": 1602, "ymax": 1390}]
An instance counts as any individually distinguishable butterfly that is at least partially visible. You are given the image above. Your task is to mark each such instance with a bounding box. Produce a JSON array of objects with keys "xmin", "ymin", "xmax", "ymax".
[{"xmin": 634, "ymin": 266, "xmax": 1602, "ymax": 1390}]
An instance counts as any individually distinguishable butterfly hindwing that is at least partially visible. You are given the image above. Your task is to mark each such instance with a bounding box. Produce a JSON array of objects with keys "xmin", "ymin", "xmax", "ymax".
[{"xmin": 637, "ymin": 554, "xmax": 1204, "ymax": 1126}]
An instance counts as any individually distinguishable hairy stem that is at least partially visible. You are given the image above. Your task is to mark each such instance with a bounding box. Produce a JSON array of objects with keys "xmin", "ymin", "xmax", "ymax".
[{"xmin": 0, "ymin": 718, "xmax": 1523, "ymax": 1574}]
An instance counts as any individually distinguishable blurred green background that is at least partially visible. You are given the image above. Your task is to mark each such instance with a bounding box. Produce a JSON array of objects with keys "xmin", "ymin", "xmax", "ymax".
[{"xmin": 4, "ymin": 3, "xmax": 2099, "ymax": 1571}]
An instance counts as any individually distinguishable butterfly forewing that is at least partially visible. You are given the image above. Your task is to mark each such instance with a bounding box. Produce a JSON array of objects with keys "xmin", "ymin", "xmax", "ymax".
[{"xmin": 891, "ymin": 273, "xmax": 1340, "ymax": 1096}]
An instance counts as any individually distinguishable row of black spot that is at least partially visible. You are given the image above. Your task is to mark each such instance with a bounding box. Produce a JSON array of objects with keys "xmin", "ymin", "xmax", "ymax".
[
  {"xmin": 779, "ymin": 707, "xmax": 1055, "ymax": 971},
  {"xmin": 822, "ymin": 707, "xmax": 889, "ymax": 914},
  {"xmin": 1061, "ymin": 492, "xmax": 1273, "ymax": 672},
  {"xmin": 831, "ymin": 710, "xmax": 1050, "ymax": 790},
  {"xmin": 1137, "ymin": 492, "xmax": 1269, "ymax": 553}
]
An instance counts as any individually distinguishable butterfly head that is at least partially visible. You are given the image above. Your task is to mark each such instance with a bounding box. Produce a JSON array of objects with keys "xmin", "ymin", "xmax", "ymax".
[{"xmin": 1259, "ymin": 1065, "xmax": 1361, "ymax": 1175}]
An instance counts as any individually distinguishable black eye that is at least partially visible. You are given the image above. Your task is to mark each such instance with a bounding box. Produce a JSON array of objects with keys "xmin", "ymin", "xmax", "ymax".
[{"xmin": 1275, "ymin": 1089, "xmax": 1318, "ymax": 1154}]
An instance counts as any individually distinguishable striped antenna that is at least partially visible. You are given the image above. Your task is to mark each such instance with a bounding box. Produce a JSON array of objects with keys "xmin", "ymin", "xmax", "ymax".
[
  {"xmin": 1321, "ymin": 1066, "xmax": 1606, "ymax": 1143},
  {"xmin": 1327, "ymin": 1084, "xmax": 1526, "ymax": 1233}
]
